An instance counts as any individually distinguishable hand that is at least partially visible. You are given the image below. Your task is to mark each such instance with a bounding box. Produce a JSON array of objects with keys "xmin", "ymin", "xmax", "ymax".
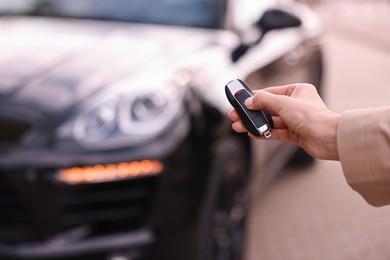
[{"xmin": 228, "ymin": 83, "xmax": 340, "ymax": 160}]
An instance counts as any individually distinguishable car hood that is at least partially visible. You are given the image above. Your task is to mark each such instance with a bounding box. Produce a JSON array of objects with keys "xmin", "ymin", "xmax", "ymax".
[{"xmin": 0, "ymin": 17, "xmax": 219, "ymax": 124}]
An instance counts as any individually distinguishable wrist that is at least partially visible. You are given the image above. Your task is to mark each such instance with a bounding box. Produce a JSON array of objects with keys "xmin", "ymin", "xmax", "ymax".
[{"xmin": 317, "ymin": 111, "xmax": 340, "ymax": 161}]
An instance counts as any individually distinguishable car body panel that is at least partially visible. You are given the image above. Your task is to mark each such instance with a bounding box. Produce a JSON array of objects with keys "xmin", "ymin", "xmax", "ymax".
[{"xmin": 0, "ymin": 0, "xmax": 324, "ymax": 259}]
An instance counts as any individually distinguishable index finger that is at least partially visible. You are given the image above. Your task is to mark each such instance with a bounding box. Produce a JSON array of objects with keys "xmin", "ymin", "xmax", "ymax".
[{"xmin": 228, "ymin": 109, "xmax": 240, "ymax": 121}]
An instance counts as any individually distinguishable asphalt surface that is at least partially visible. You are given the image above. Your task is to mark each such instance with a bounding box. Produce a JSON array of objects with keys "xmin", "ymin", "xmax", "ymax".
[{"xmin": 245, "ymin": 2, "xmax": 390, "ymax": 260}]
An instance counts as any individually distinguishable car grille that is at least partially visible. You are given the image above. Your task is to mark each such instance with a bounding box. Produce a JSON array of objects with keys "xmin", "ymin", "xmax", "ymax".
[
  {"xmin": 0, "ymin": 169, "xmax": 159, "ymax": 244},
  {"xmin": 0, "ymin": 174, "xmax": 34, "ymax": 243}
]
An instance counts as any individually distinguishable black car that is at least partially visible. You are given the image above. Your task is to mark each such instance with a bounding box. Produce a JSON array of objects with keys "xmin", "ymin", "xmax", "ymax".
[{"xmin": 0, "ymin": 0, "xmax": 323, "ymax": 259}]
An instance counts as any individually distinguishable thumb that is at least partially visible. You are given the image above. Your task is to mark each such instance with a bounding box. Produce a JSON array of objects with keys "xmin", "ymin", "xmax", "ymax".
[{"xmin": 245, "ymin": 90, "xmax": 288, "ymax": 114}]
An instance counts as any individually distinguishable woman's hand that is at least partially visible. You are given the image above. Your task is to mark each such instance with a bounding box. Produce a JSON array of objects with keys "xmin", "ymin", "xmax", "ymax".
[{"xmin": 228, "ymin": 83, "xmax": 340, "ymax": 160}]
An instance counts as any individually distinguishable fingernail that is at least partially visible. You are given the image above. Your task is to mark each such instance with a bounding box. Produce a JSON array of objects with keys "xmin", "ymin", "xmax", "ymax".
[{"xmin": 245, "ymin": 97, "xmax": 253, "ymax": 107}]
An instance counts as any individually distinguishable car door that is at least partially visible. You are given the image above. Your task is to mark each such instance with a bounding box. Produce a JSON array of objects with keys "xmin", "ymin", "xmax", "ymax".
[{"xmin": 227, "ymin": 0, "xmax": 323, "ymax": 189}]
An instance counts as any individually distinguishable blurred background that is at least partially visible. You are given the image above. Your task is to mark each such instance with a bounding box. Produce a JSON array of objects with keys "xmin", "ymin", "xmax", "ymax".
[{"xmin": 246, "ymin": 0, "xmax": 390, "ymax": 260}]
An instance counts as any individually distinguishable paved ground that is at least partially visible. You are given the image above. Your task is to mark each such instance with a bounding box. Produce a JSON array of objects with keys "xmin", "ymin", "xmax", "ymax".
[
  {"xmin": 246, "ymin": 161, "xmax": 390, "ymax": 260},
  {"xmin": 315, "ymin": 0, "xmax": 390, "ymax": 55},
  {"xmin": 245, "ymin": 2, "xmax": 390, "ymax": 260}
]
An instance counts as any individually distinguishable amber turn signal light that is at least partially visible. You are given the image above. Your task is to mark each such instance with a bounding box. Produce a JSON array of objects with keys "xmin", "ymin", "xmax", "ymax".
[{"xmin": 56, "ymin": 160, "xmax": 164, "ymax": 184}]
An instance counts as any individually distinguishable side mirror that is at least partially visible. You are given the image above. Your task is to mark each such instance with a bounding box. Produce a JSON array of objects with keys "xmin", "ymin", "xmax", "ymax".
[
  {"xmin": 232, "ymin": 9, "xmax": 301, "ymax": 63},
  {"xmin": 256, "ymin": 9, "xmax": 301, "ymax": 33}
]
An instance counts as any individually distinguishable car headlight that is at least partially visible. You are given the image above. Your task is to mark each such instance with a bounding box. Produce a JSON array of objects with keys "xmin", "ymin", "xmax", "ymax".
[{"xmin": 56, "ymin": 74, "xmax": 188, "ymax": 150}]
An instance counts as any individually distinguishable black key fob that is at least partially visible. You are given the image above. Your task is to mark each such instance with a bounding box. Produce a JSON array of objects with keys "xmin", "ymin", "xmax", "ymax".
[{"xmin": 225, "ymin": 79, "xmax": 273, "ymax": 138}]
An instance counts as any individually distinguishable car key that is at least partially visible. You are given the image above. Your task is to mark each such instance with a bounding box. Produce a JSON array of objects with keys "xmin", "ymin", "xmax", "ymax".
[{"xmin": 225, "ymin": 79, "xmax": 274, "ymax": 138}]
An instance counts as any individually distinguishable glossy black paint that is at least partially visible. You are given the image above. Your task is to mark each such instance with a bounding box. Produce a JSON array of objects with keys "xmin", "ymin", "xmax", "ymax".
[
  {"xmin": 0, "ymin": 92, "xmax": 233, "ymax": 260},
  {"xmin": 0, "ymin": 1, "xmax": 323, "ymax": 259}
]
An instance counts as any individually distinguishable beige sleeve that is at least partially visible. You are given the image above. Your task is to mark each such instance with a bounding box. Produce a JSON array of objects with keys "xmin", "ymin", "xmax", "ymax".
[{"xmin": 337, "ymin": 106, "xmax": 390, "ymax": 207}]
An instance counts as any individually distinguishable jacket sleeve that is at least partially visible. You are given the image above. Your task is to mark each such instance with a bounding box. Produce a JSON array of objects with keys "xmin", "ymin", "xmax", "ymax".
[{"xmin": 337, "ymin": 106, "xmax": 390, "ymax": 207}]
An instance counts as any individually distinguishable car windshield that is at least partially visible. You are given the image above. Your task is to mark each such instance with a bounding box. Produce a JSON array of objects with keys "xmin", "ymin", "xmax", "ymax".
[{"xmin": 0, "ymin": 0, "xmax": 226, "ymax": 28}]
